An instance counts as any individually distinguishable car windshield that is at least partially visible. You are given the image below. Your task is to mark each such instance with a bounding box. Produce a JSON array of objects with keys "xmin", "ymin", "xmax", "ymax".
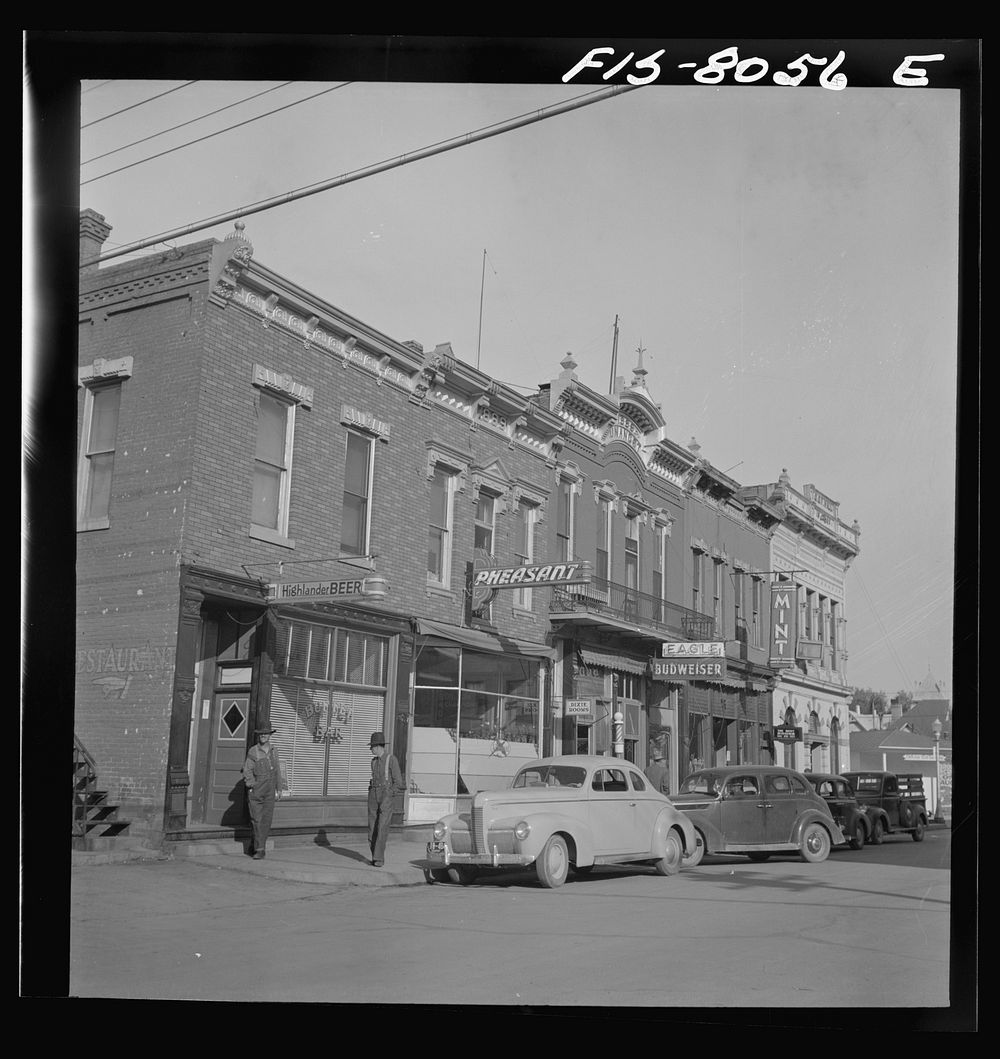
[
  {"xmin": 679, "ymin": 771, "xmax": 722, "ymax": 795},
  {"xmin": 512, "ymin": 764, "xmax": 586, "ymax": 789}
]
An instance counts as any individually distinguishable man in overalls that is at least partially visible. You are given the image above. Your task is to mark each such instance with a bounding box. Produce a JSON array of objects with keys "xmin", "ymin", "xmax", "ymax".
[
  {"xmin": 368, "ymin": 731, "xmax": 403, "ymax": 866},
  {"xmin": 243, "ymin": 725, "xmax": 287, "ymax": 859}
]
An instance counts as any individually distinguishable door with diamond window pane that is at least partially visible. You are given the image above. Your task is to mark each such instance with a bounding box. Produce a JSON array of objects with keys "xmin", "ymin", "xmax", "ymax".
[{"xmin": 207, "ymin": 689, "xmax": 251, "ymax": 825}]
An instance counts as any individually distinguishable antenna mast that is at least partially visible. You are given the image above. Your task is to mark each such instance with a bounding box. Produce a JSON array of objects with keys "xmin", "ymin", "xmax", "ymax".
[
  {"xmin": 476, "ymin": 249, "xmax": 486, "ymax": 370},
  {"xmin": 609, "ymin": 314, "xmax": 620, "ymax": 393}
]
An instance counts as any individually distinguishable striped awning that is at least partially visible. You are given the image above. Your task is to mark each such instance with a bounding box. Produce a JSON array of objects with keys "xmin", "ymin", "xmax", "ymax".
[{"xmin": 578, "ymin": 647, "xmax": 647, "ymax": 675}]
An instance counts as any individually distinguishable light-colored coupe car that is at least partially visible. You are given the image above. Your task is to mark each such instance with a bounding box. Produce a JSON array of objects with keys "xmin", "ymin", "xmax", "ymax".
[{"xmin": 424, "ymin": 754, "xmax": 698, "ymax": 888}]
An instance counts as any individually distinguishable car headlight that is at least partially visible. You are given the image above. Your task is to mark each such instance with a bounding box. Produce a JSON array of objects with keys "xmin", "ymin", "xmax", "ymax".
[
  {"xmin": 433, "ymin": 821, "xmax": 448, "ymax": 840},
  {"xmin": 514, "ymin": 820, "xmax": 531, "ymax": 841}
]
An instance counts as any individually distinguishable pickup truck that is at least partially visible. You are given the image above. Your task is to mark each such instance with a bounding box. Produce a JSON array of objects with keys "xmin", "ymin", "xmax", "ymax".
[{"xmin": 842, "ymin": 771, "xmax": 929, "ymax": 843}]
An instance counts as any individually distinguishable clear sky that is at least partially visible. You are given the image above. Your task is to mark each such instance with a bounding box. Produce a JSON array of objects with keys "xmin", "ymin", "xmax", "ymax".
[{"xmin": 72, "ymin": 61, "xmax": 964, "ymax": 700}]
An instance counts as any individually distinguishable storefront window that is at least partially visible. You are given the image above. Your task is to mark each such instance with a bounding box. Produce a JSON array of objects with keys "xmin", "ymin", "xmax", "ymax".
[
  {"xmin": 410, "ymin": 646, "xmax": 541, "ymax": 797},
  {"xmin": 270, "ymin": 620, "xmax": 389, "ymax": 796}
]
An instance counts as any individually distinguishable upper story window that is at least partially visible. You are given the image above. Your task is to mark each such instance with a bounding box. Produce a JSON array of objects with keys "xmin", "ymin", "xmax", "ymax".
[
  {"xmin": 474, "ymin": 491, "xmax": 496, "ymax": 554},
  {"xmin": 77, "ymin": 356, "xmax": 133, "ymax": 532},
  {"xmin": 251, "ymin": 392, "xmax": 295, "ymax": 541},
  {"xmin": 513, "ymin": 500, "xmax": 537, "ymax": 610},
  {"xmin": 78, "ymin": 382, "xmax": 122, "ymax": 530},
  {"xmin": 427, "ymin": 466, "xmax": 456, "ymax": 588},
  {"xmin": 556, "ymin": 479, "xmax": 575, "ymax": 563},
  {"xmin": 713, "ymin": 558, "xmax": 725, "ymax": 627},
  {"xmin": 751, "ymin": 576, "xmax": 764, "ymax": 648},
  {"xmin": 624, "ymin": 516, "xmax": 639, "ymax": 591},
  {"xmin": 652, "ymin": 523, "xmax": 668, "ymax": 604},
  {"xmin": 341, "ymin": 431, "xmax": 374, "ymax": 557},
  {"xmin": 733, "ymin": 568, "xmax": 744, "ymax": 629},
  {"xmin": 596, "ymin": 497, "xmax": 611, "ymax": 583},
  {"xmin": 692, "ymin": 548, "xmax": 703, "ymax": 613}
]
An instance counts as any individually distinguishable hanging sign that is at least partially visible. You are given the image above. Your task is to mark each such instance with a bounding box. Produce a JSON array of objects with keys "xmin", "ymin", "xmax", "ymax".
[
  {"xmin": 774, "ymin": 725, "xmax": 802, "ymax": 743},
  {"xmin": 769, "ymin": 582, "xmax": 798, "ymax": 667},
  {"xmin": 662, "ymin": 641, "xmax": 725, "ymax": 658},
  {"xmin": 472, "ymin": 560, "xmax": 592, "ymax": 590},
  {"xmin": 650, "ymin": 659, "xmax": 724, "ymax": 680},
  {"xmin": 267, "ymin": 576, "xmax": 388, "ymax": 602},
  {"xmin": 566, "ymin": 699, "xmax": 594, "ymax": 721}
]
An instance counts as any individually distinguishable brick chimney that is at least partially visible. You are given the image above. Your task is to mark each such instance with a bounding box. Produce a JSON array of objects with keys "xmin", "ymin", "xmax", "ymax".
[{"xmin": 80, "ymin": 209, "xmax": 112, "ymax": 271}]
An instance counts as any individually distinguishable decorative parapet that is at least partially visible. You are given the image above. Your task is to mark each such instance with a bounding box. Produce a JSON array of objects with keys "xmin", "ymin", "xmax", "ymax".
[{"xmin": 208, "ymin": 221, "xmax": 254, "ymax": 305}]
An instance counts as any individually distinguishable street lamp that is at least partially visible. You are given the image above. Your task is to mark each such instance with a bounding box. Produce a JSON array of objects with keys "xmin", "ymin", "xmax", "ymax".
[{"xmin": 932, "ymin": 717, "xmax": 944, "ymax": 823}]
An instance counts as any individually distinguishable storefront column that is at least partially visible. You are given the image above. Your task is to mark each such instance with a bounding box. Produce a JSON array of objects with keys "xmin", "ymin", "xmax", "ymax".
[{"xmin": 163, "ymin": 584, "xmax": 204, "ymax": 834}]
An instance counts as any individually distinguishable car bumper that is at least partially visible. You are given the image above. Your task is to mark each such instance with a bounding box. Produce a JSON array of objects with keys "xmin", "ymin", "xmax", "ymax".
[{"xmin": 426, "ymin": 840, "xmax": 534, "ymax": 869}]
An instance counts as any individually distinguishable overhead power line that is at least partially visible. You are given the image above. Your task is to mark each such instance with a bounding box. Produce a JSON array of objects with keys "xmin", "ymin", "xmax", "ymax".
[
  {"xmin": 82, "ymin": 81, "xmax": 294, "ymax": 166},
  {"xmin": 81, "ymin": 81, "xmax": 199, "ymax": 129},
  {"xmin": 81, "ymin": 82, "xmax": 350, "ymax": 186},
  {"xmin": 92, "ymin": 84, "xmax": 641, "ymax": 266}
]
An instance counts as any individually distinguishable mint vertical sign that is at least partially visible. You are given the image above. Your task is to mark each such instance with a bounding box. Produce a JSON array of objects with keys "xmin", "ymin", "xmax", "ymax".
[{"xmin": 769, "ymin": 582, "xmax": 798, "ymax": 667}]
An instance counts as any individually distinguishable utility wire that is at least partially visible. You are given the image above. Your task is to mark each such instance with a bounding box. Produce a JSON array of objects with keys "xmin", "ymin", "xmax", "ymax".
[
  {"xmin": 82, "ymin": 82, "xmax": 351, "ymax": 186},
  {"xmin": 853, "ymin": 566, "xmax": 913, "ymax": 690},
  {"xmin": 82, "ymin": 81, "xmax": 294, "ymax": 165},
  {"xmin": 91, "ymin": 84, "xmax": 641, "ymax": 267},
  {"xmin": 81, "ymin": 80, "xmax": 199, "ymax": 129}
]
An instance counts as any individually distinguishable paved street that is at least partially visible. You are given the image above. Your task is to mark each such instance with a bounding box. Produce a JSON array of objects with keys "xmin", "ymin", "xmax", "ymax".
[{"xmin": 69, "ymin": 829, "xmax": 953, "ymax": 1008}]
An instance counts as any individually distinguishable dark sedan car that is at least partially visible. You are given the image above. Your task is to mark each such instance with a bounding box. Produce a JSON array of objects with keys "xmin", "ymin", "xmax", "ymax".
[
  {"xmin": 805, "ymin": 772, "xmax": 871, "ymax": 850},
  {"xmin": 672, "ymin": 765, "xmax": 845, "ymax": 865}
]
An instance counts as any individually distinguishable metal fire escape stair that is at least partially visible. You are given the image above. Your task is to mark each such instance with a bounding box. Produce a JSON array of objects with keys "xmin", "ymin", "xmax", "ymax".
[{"xmin": 73, "ymin": 736, "xmax": 133, "ymax": 850}]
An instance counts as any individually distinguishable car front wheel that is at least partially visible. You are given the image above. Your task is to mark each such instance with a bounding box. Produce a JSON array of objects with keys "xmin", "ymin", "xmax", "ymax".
[
  {"xmin": 912, "ymin": 819, "xmax": 926, "ymax": 842},
  {"xmin": 535, "ymin": 835, "xmax": 570, "ymax": 888},
  {"xmin": 869, "ymin": 818, "xmax": 884, "ymax": 845},
  {"xmin": 849, "ymin": 819, "xmax": 867, "ymax": 850},
  {"xmin": 681, "ymin": 831, "xmax": 705, "ymax": 867},
  {"xmin": 800, "ymin": 822, "xmax": 832, "ymax": 863},
  {"xmin": 654, "ymin": 829, "xmax": 683, "ymax": 876}
]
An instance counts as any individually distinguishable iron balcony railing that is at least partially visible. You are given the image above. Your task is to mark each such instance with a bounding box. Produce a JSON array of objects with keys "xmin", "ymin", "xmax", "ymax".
[{"xmin": 550, "ymin": 578, "xmax": 717, "ymax": 641}]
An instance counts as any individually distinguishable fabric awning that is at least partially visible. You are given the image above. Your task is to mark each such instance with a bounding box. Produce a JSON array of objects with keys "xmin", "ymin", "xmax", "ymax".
[
  {"xmin": 578, "ymin": 647, "xmax": 647, "ymax": 675},
  {"xmin": 413, "ymin": 618, "xmax": 555, "ymax": 659},
  {"xmin": 748, "ymin": 680, "xmax": 771, "ymax": 693}
]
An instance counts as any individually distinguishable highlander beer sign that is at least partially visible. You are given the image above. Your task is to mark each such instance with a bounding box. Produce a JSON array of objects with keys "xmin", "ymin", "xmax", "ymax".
[
  {"xmin": 769, "ymin": 581, "xmax": 798, "ymax": 667},
  {"xmin": 267, "ymin": 576, "xmax": 388, "ymax": 602}
]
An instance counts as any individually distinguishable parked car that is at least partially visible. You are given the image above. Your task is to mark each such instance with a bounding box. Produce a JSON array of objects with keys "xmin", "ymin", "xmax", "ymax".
[
  {"xmin": 804, "ymin": 772, "xmax": 871, "ymax": 849},
  {"xmin": 671, "ymin": 765, "xmax": 845, "ymax": 865},
  {"xmin": 424, "ymin": 755, "xmax": 698, "ymax": 888},
  {"xmin": 842, "ymin": 771, "xmax": 929, "ymax": 843}
]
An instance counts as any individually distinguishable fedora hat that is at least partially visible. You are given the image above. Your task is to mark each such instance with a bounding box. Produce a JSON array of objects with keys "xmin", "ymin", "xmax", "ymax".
[
  {"xmin": 369, "ymin": 731, "xmax": 386, "ymax": 748},
  {"xmin": 255, "ymin": 725, "xmax": 277, "ymax": 735}
]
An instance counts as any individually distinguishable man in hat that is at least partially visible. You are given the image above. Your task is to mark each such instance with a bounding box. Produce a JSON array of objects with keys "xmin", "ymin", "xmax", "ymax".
[
  {"xmin": 368, "ymin": 731, "xmax": 403, "ymax": 867},
  {"xmin": 243, "ymin": 724, "xmax": 288, "ymax": 859},
  {"xmin": 644, "ymin": 747, "xmax": 670, "ymax": 795}
]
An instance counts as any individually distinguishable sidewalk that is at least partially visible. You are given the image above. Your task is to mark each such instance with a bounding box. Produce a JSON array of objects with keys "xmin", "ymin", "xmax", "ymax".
[{"xmin": 73, "ymin": 831, "xmax": 437, "ymax": 889}]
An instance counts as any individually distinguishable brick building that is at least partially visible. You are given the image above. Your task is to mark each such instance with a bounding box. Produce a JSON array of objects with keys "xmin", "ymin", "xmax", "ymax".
[
  {"xmin": 738, "ymin": 471, "xmax": 861, "ymax": 776},
  {"xmin": 76, "ymin": 208, "xmax": 859, "ymax": 849},
  {"xmin": 77, "ymin": 210, "xmax": 565, "ymax": 843},
  {"xmin": 535, "ymin": 352, "xmax": 780, "ymax": 790}
]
